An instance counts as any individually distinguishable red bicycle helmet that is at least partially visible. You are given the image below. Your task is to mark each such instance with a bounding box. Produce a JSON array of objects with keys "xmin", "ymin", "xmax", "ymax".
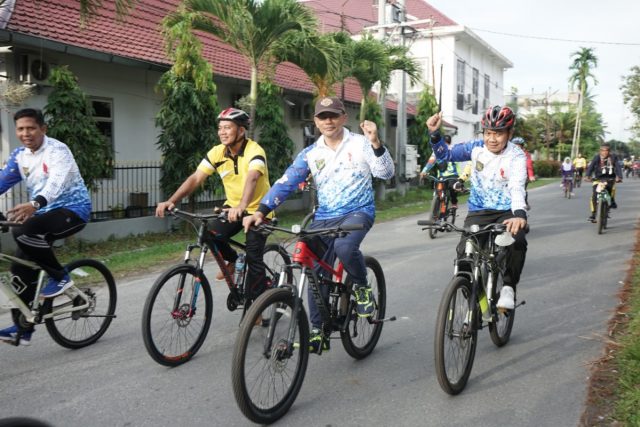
[
  {"xmin": 481, "ymin": 105, "xmax": 515, "ymax": 130},
  {"xmin": 217, "ymin": 107, "xmax": 250, "ymax": 129}
]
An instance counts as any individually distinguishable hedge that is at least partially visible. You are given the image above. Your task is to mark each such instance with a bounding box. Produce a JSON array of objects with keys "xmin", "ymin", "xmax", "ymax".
[{"xmin": 533, "ymin": 160, "xmax": 561, "ymax": 177}]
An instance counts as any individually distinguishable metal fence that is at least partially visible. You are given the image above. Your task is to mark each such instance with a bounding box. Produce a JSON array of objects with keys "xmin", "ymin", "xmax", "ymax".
[{"xmin": 0, "ymin": 161, "xmax": 226, "ymax": 221}]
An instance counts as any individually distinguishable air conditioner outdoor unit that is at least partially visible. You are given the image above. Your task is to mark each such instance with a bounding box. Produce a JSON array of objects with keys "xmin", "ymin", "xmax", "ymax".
[
  {"xmin": 19, "ymin": 54, "xmax": 53, "ymax": 85},
  {"xmin": 465, "ymin": 93, "xmax": 472, "ymax": 104}
]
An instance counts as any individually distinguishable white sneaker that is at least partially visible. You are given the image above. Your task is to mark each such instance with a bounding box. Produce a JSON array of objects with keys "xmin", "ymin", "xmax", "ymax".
[{"xmin": 497, "ymin": 286, "xmax": 515, "ymax": 310}]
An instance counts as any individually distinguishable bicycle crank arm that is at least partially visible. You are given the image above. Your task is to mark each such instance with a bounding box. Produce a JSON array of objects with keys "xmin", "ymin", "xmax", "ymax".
[
  {"xmin": 79, "ymin": 314, "xmax": 117, "ymax": 318},
  {"xmin": 371, "ymin": 315, "xmax": 397, "ymax": 324}
]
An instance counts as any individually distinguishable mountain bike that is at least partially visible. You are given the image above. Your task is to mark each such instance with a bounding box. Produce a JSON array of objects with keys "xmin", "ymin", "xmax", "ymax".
[
  {"xmin": 593, "ymin": 179, "xmax": 613, "ymax": 235},
  {"xmin": 418, "ymin": 219, "xmax": 525, "ymax": 395},
  {"xmin": 141, "ymin": 209, "xmax": 291, "ymax": 367},
  {"xmin": 0, "ymin": 220, "xmax": 116, "ymax": 348},
  {"xmin": 562, "ymin": 176, "xmax": 574, "ymax": 199},
  {"xmin": 231, "ymin": 221, "xmax": 389, "ymax": 424},
  {"xmin": 426, "ymin": 175, "xmax": 462, "ymax": 239},
  {"xmin": 574, "ymin": 169, "xmax": 583, "ymax": 188}
]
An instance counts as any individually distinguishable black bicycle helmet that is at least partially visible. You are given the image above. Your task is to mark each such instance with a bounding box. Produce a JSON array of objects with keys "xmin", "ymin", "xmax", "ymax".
[
  {"xmin": 217, "ymin": 107, "xmax": 250, "ymax": 129},
  {"xmin": 481, "ymin": 105, "xmax": 516, "ymax": 130}
]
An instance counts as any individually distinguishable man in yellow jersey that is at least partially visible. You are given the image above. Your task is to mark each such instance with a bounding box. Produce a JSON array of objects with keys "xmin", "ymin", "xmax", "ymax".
[
  {"xmin": 573, "ymin": 153, "xmax": 587, "ymax": 181},
  {"xmin": 156, "ymin": 107, "xmax": 271, "ymax": 301}
]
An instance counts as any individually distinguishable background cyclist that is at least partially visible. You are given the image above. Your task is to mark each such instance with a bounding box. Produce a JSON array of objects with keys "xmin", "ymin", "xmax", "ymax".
[
  {"xmin": 560, "ymin": 157, "xmax": 575, "ymax": 196},
  {"xmin": 426, "ymin": 105, "xmax": 528, "ymax": 311},
  {"xmin": 511, "ymin": 137, "xmax": 535, "ymax": 210},
  {"xmin": 573, "ymin": 153, "xmax": 587, "ymax": 181},
  {"xmin": 585, "ymin": 142, "xmax": 623, "ymax": 222},
  {"xmin": 419, "ymin": 134, "xmax": 468, "ymax": 210}
]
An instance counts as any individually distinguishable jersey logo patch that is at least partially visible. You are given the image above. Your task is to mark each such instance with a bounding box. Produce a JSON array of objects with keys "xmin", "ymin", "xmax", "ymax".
[
  {"xmin": 475, "ymin": 161, "xmax": 484, "ymax": 172},
  {"xmin": 315, "ymin": 158, "xmax": 326, "ymax": 171}
]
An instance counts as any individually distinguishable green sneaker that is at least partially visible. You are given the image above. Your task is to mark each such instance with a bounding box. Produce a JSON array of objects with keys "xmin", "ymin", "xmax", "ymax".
[
  {"xmin": 308, "ymin": 328, "xmax": 330, "ymax": 354},
  {"xmin": 355, "ymin": 286, "xmax": 374, "ymax": 317}
]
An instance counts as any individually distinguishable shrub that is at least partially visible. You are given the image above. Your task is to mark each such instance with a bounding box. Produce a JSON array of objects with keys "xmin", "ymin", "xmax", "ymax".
[{"xmin": 533, "ymin": 160, "xmax": 561, "ymax": 177}]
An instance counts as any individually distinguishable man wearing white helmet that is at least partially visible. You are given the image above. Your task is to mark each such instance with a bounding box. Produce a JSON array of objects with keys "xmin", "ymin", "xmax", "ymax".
[{"xmin": 156, "ymin": 107, "xmax": 272, "ymax": 304}]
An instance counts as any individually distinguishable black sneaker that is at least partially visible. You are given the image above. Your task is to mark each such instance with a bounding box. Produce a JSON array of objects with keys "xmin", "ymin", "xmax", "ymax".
[
  {"xmin": 610, "ymin": 202, "xmax": 618, "ymax": 209},
  {"xmin": 588, "ymin": 215, "xmax": 596, "ymax": 223},
  {"xmin": 355, "ymin": 286, "xmax": 374, "ymax": 317},
  {"xmin": 308, "ymin": 328, "xmax": 329, "ymax": 354}
]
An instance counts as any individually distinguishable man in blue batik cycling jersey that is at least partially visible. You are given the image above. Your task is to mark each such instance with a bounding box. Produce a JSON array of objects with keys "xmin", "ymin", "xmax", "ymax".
[
  {"xmin": 0, "ymin": 108, "xmax": 92, "ymax": 346},
  {"xmin": 244, "ymin": 96, "xmax": 394, "ymax": 353},
  {"xmin": 426, "ymin": 105, "xmax": 528, "ymax": 311}
]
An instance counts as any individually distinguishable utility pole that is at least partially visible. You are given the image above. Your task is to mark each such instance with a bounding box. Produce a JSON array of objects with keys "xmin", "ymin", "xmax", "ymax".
[
  {"xmin": 396, "ymin": 0, "xmax": 406, "ymax": 187},
  {"xmin": 377, "ymin": 0, "xmax": 387, "ymax": 152}
]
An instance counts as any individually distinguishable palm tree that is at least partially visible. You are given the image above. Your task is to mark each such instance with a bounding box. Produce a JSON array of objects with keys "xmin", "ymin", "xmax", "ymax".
[
  {"xmin": 569, "ymin": 47, "xmax": 598, "ymax": 157},
  {"xmin": 347, "ymin": 34, "xmax": 422, "ymax": 121},
  {"xmin": 165, "ymin": 0, "xmax": 318, "ymax": 137}
]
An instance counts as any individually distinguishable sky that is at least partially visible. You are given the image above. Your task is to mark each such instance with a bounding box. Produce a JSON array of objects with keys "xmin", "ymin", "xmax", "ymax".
[{"xmin": 426, "ymin": 0, "xmax": 640, "ymax": 141}]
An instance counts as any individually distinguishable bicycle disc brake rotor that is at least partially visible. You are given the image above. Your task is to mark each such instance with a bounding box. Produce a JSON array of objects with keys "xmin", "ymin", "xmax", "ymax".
[
  {"xmin": 172, "ymin": 304, "xmax": 194, "ymax": 326},
  {"xmin": 271, "ymin": 339, "xmax": 291, "ymax": 372}
]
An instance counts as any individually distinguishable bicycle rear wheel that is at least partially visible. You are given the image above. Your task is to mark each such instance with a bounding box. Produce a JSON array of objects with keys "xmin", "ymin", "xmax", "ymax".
[
  {"xmin": 340, "ymin": 256, "xmax": 386, "ymax": 359},
  {"xmin": 262, "ymin": 243, "xmax": 292, "ymax": 289},
  {"xmin": 43, "ymin": 259, "xmax": 117, "ymax": 349},
  {"xmin": 429, "ymin": 197, "xmax": 440, "ymax": 239},
  {"xmin": 232, "ymin": 287, "xmax": 309, "ymax": 424},
  {"xmin": 488, "ymin": 266, "xmax": 515, "ymax": 347},
  {"xmin": 434, "ymin": 276, "xmax": 477, "ymax": 395},
  {"xmin": 141, "ymin": 264, "xmax": 212, "ymax": 366}
]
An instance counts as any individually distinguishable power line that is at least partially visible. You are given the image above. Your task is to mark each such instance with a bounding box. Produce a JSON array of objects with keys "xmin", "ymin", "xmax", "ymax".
[{"xmin": 469, "ymin": 27, "xmax": 640, "ymax": 46}]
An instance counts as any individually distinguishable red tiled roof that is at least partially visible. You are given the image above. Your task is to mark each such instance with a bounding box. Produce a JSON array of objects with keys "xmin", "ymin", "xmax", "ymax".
[{"xmin": 4, "ymin": 0, "xmax": 451, "ymax": 110}]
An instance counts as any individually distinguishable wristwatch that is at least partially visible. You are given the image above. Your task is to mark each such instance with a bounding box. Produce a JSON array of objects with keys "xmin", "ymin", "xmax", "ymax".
[{"xmin": 30, "ymin": 200, "xmax": 40, "ymax": 209}]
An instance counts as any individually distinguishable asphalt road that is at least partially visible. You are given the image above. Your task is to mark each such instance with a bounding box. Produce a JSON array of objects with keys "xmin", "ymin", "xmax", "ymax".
[{"xmin": 1, "ymin": 179, "xmax": 638, "ymax": 427}]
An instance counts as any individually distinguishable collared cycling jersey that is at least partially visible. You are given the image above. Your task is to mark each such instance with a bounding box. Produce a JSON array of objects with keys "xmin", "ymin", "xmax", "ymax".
[
  {"xmin": 585, "ymin": 154, "xmax": 622, "ymax": 180},
  {"xmin": 0, "ymin": 136, "xmax": 91, "ymax": 221},
  {"xmin": 573, "ymin": 157, "xmax": 587, "ymax": 169},
  {"xmin": 432, "ymin": 137, "xmax": 527, "ymax": 214},
  {"xmin": 197, "ymin": 138, "xmax": 270, "ymax": 214},
  {"xmin": 259, "ymin": 129, "xmax": 394, "ymax": 220}
]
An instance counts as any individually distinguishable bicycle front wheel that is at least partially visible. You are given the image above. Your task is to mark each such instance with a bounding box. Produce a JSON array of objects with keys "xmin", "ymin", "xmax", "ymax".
[
  {"xmin": 262, "ymin": 243, "xmax": 293, "ymax": 289},
  {"xmin": 141, "ymin": 264, "xmax": 212, "ymax": 366},
  {"xmin": 341, "ymin": 256, "xmax": 386, "ymax": 359},
  {"xmin": 43, "ymin": 259, "xmax": 117, "ymax": 349},
  {"xmin": 232, "ymin": 287, "xmax": 309, "ymax": 424},
  {"xmin": 596, "ymin": 199, "xmax": 606, "ymax": 234},
  {"xmin": 434, "ymin": 276, "xmax": 477, "ymax": 395}
]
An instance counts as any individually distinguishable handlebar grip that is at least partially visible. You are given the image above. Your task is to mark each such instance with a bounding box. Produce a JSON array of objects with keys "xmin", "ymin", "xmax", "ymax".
[{"xmin": 417, "ymin": 219, "xmax": 436, "ymax": 226}]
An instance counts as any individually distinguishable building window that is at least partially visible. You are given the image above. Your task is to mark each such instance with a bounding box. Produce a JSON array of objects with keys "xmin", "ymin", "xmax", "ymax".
[
  {"xmin": 484, "ymin": 74, "xmax": 490, "ymax": 109},
  {"xmin": 472, "ymin": 68, "xmax": 479, "ymax": 114},
  {"xmin": 91, "ymin": 98, "xmax": 114, "ymax": 152},
  {"xmin": 456, "ymin": 60, "xmax": 465, "ymax": 110}
]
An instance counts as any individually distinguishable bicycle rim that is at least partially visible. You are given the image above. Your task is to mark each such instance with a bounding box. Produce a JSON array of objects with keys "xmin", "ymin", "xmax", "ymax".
[
  {"xmin": 434, "ymin": 276, "xmax": 477, "ymax": 395},
  {"xmin": 488, "ymin": 269, "xmax": 515, "ymax": 347},
  {"xmin": 44, "ymin": 259, "xmax": 117, "ymax": 349},
  {"xmin": 142, "ymin": 265, "xmax": 212, "ymax": 366},
  {"xmin": 232, "ymin": 288, "xmax": 309, "ymax": 424},
  {"xmin": 341, "ymin": 256, "xmax": 386, "ymax": 359}
]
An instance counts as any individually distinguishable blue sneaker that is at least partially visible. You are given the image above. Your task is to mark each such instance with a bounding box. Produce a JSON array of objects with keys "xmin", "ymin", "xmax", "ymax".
[
  {"xmin": 41, "ymin": 274, "xmax": 74, "ymax": 298},
  {"xmin": 355, "ymin": 286, "xmax": 374, "ymax": 317},
  {"xmin": 0, "ymin": 325, "xmax": 34, "ymax": 346}
]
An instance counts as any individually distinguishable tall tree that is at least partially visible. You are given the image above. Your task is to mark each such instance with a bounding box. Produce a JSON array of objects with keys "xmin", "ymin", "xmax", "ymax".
[
  {"xmin": 568, "ymin": 47, "xmax": 598, "ymax": 157},
  {"xmin": 44, "ymin": 66, "xmax": 113, "ymax": 191},
  {"xmin": 156, "ymin": 12, "xmax": 220, "ymax": 206},
  {"xmin": 166, "ymin": 0, "xmax": 318, "ymax": 137},
  {"xmin": 255, "ymin": 81, "xmax": 294, "ymax": 184},
  {"xmin": 347, "ymin": 34, "xmax": 422, "ymax": 121},
  {"xmin": 408, "ymin": 85, "xmax": 439, "ymax": 162},
  {"xmin": 621, "ymin": 65, "xmax": 640, "ymax": 139}
]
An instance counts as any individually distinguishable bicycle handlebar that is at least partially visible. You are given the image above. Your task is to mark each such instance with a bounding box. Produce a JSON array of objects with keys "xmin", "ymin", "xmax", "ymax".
[
  {"xmin": 417, "ymin": 219, "xmax": 506, "ymax": 235},
  {"xmin": 255, "ymin": 221, "xmax": 364, "ymax": 237}
]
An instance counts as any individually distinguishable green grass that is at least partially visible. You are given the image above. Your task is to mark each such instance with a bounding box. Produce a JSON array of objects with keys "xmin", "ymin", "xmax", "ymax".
[
  {"xmin": 56, "ymin": 178, "xmax": 559, "ymax": 281},
  {"xmin": 612, "ymin": 255, "xmax": 640, "ymax": 424}
]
